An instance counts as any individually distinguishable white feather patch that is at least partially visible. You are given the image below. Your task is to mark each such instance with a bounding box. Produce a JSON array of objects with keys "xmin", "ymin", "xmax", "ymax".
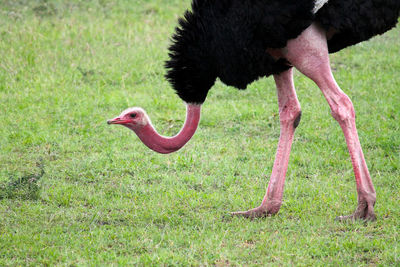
[{"xmin": 313, "ymin": 0, "xmax": 329, "ymax": 13}]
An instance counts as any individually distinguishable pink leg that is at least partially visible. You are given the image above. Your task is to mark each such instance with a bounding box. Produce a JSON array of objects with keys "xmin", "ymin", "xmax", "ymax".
[
  {"xmin": 232, "ymin": 68, "xmax": 301, "ymax": 218},
  {"xmin": 285, "ymin": 23, "xmax": 376, "ymax": 221}
]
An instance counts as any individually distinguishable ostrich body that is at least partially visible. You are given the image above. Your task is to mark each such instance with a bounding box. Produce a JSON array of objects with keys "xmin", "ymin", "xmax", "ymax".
[{"xmin": 108, "ymin": 0, "xmax": 400, "ymax": 221}]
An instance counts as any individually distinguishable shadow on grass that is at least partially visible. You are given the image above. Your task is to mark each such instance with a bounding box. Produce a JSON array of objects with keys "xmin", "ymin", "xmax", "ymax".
[{"xmin": 0, "ymin": 159, "xmax": 45, "ymax": 200}]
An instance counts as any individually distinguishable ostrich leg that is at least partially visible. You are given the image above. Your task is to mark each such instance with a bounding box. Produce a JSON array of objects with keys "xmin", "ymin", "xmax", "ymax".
[
  {"xmin": 285, "ymin": 23, "xmax": 376, "ymax": 221},
  {"xmin": 232, "ymin": 68, "xmax": 301, "ymax": 218}
]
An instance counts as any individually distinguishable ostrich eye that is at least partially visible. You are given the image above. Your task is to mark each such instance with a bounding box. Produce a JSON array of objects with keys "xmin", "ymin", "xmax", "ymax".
[{"xmin": 130, "ymin": 113, "xmax": 137, "ymax": 118}]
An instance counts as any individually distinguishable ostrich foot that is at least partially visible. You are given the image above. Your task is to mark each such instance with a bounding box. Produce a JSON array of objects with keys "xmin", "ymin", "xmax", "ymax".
[
  {"xmin": 335, "ymin": 201, "xmax": 376, "ymax": 222},
  {"xmin": 231, "ymin": 201, "xmax": 280, "ymax": 219},
  {"xmin": 231, "ymin": 206, "xmax": 268, "ymax": 219}
]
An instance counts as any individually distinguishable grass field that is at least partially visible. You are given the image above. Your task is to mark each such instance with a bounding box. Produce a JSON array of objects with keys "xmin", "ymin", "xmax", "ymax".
[{"xmin": 0, "ymin": 0, "xmax": 399, "ymax": 265}]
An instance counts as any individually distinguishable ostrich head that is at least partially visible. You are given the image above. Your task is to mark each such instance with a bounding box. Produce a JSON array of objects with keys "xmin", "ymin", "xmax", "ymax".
[{"xmin": 107, "ymin": 107, "xmax": 149, "ymax": 130}]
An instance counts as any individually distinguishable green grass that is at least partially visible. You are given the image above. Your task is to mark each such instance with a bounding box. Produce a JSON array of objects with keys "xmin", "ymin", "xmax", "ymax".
[{"xmin": 0, "ymin": 1, "xmax": 399, "ymax": 265}]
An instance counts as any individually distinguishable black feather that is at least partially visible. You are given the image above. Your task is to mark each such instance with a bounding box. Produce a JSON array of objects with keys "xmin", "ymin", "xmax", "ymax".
[{"xmin": 317, "ymin": 0, "xmax": 400, "ymax": 53}]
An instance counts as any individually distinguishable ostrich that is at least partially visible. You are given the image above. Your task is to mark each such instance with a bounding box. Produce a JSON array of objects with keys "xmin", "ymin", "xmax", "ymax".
[{"xmin": 108, "ymin": 0, "xmax": 400, "ymax": 221}]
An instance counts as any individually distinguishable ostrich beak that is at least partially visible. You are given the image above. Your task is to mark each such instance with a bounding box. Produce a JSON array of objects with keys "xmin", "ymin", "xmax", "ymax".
[{"xmin": 107, "ymin": 117, "xmax": 128, "ymax": 125}]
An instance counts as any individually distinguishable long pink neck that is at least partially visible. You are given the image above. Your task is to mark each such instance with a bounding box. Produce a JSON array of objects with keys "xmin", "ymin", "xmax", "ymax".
[{"xmin": 131, "ymin": 104, "xmax": 201, "ymax": 154}]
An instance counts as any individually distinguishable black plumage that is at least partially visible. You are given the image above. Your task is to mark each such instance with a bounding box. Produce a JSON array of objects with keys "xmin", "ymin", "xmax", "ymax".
[
  {"xmin": 165, "ymin": 0, "xmax": 400, "ymax": 104},
  {"xmin": 317, "ymin": 0, "xmax": 400, "ymax": 52}
]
